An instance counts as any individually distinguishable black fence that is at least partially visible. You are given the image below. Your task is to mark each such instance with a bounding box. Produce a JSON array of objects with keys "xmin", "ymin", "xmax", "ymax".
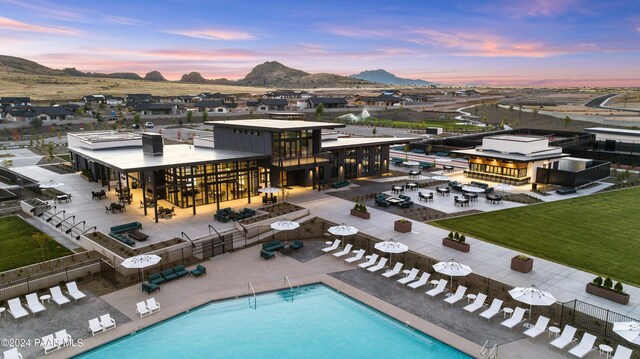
[
  {"xmin": 564, "ymin": 146, "xmax": 640, "ymax": 168},
  {"xmin": 535, "ymin": 161, "xmax": 611, "ymax": 187}
]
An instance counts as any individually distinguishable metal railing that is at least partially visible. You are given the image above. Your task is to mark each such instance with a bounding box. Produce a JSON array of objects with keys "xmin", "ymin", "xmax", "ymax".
[
  {"xmin": 248, "ymin": 281, "xmax": 257, "ymax": 309},
  {"xmin": 284, "ymin": 275, "xmax": 294, "ymax": 302}
]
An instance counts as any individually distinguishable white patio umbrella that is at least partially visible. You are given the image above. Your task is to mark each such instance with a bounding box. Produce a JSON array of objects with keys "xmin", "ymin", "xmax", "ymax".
[
  {"xmin": 433, "ymin": 259, "xmax": 473, "ymax": 295},
  {"xmin": 403, "ymin": 161, "xmax": 420, "ymax": 167},
  {"xmin": 258, "ymin": 187, "xmax": 280, "ymax": 194},
  {"xmin": 121, "ymin": 254, "xmax": 161, "ymax": 282},
  {"xmin": 270, "ymin": 219, "xmax": 300, "ymax": 242},
  {"xmin": 613, "ymin": 321, "xmax": 640, "ymax": 345},
  {"xmin": 431, "ymin": 175, "xmax": 450, "ymax": 181},
  {"xmin": 39, "ymin": 179, "xmax": 64, "ymax": 188},
  {"xmin": 495, "ymin": 183, "xmax": 514, "ymax": 194},
  {"xmin": 461, "ymin": 185, "xmax": 485, "ymax": 193},
  {"xmin": 328, "ymin": 224, "xmax": 359, "ymax": 237},
  {"xmin": 374, "ymin": 241, "xmax": 408, "ymax": 263},
  {"xmin": 508, "ymin": 285, "xmax": 556, "ymax": 328}
]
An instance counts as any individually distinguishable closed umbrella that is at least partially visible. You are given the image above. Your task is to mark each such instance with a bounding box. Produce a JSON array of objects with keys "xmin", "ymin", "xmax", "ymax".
[
  {"xmin": 374, "ymin": 241, "xmax": 408, "ymax": 263},
  {"xmin": 121, "ymin": 254, "xmax": 161, "ymax": 282},
  {"xmin": 433, "ymin": 259, "xmax": 473, "ymax": 295},
  {"xmin": 270, "ymin": 219, "xmax": 300, "ymax": 242},
  {"xmin": 508, "ymin": 285, "xmax": 556, "ymax": 328},
  {"xmin": 613, "ymin": 321, "xmax": 640, "ymax": 345}
]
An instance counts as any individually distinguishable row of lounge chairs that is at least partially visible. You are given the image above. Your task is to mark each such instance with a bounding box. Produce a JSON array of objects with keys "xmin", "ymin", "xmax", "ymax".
[
  {"xmin": 7, "ymin": 282, "xmax": 86, "ymax": 320},
  {"xmin": 143, "ymin": 265, "xmax": 206, "ymax": 294},
  {"xmin": 331, "ymin": 180, "xmax": 350, "ymax": 188},
  {"xmin": 88, "ymin": 314, "xmax": 117, "ymax": 336},
  {"xmin": 136, "ymin": 297, "xmax": 161, "ymax": 317}
]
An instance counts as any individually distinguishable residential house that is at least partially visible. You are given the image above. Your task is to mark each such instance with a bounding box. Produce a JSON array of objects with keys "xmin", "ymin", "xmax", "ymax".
[
  {"xmin": 134, "ymin": 103, "xmax": 178, "ymax": 115},
  {"xmin": 356, "ymin": 94, "xmax": 404, "ymax": 107},
  {"xmin": 125, "ymin": 94, "xmax": 155, "ymax": 107},
  {"xmin": 194, "ymin": 100, "xmax": 238, "ymax": 113},
  {"xmin": 83, "ymin": 95, "xmax": 107, "ymax": 104},
  {"xmin": 263, "ymin": 90, "xmax": 309, "ymax": 99},
  {"xmin": 247, "ymin": 99, "xmax": 288, "ymax": 112},
  {"xmin": 5, "ymin": 106, "xmax": 36, "ymax": 121},
  {"xmin": 307, "ymin": 97, "xmax": 347, "ymax": 109},
  {"xmin": 0, "ymin": 97, "xmax": 31, "ymax": 107},
  {"xmin": 32, "ymin": 106, "xmax": 75, "ymax": 121}
]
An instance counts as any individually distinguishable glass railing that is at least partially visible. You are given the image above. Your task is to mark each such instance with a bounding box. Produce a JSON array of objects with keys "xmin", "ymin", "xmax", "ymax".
[{"xmin": 272, "ymin": 153, "xmax": 331, "ymax": 167}]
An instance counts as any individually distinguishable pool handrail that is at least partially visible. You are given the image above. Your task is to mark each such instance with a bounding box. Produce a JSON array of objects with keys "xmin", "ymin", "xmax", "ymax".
[{"xmin": 248, "ymin": 281, "xmax": 257, "ymax": 309}]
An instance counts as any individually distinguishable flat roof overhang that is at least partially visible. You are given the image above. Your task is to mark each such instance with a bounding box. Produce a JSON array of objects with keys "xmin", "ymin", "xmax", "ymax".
[
  {"xmin": 453, "ymin": 148, "xmax": 570, "ymax": 162},
  {"xmin": 321, "ymin": 137, "xmax": 419, "ymax": 150},
  {"xmin": 206, "ymin": 119, "xmax": 345, "ymax": 132}
]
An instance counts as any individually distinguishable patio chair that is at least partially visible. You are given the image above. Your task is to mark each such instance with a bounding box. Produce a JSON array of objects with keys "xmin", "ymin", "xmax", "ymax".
[
  {"xmin": 463, "ymin": 293, "xmax": 487, "ymax": 313},
  {"xmin": 500, "ymin": 307, "xmax": 527, "ymax": 330},
  {"xmin": 479, "ymin": 299, "xmax": 504, "ymax": 321},
  {"xmin": 345, "ymin": 249, "xmax": 365, "ymax": 263},
  {"xmin": 146, "ymin": 297, "xmax": 161, "ymax": 313},
  {"xmin": 358, "ymin": 254, "xmax": 379, "ymax": 270},
  {"xmin": 407, "ymin": 272, "xmax": 431, "ymax": 290},
  {"xmin": 397, "ymin": 268, "xmax": 419, "ymax": 285},
  {"xmin": 367, "ymin": 257, "xmax": 388, "ymax": 273},
  {"xmin": 2, "ymin": 348, "xmax": 22, "ymax": 359},
  {"xmin": 190, "ymin": 264, "xmax": 207, "ymax": 277},
  {"xmin": 567, "ymin": 333, "xmax": 597, "ymax": 358},
  {"xmin": 321, "ymin": 239, "xmax": 341, "ymax": 254},
  {"xmin": 99, "ymin": 314, "xmax": 116, "ymax": 331},
  {"xmin": 136, "ymin": 301, "xmax": 151, "ymax": 317},
  {"xmin": 549, "ymin": 325, "xmax": 577, "ymax": 350},
  {"xmin": 333, "ymin": 244, "xmax": 353, "ymax": 259},
  {"xmin": 25, "ymin": 293, "xmax": 46, "ymax": 315},
  {"xmin": 611, "ymin": 345, "xmax": 633, "ymax": 359},
  {"xmin": 382, "ymin": 262, "xmax": 403, "ymax": 278},
  {"xmin": 65, "ymin": 281, "xmax": 87, "ymax": 300},
  {"xmin": 444, "ymin": 285, "xmax": 467, "ymax": 306},
  {"xmin": 425, "ymin": 279, "xmax": 448, "ymax": 298},
  {"xmin": 7, "ymin": 298, "xmax": 29, "ymax": 320},
  {"xmin": 54, "ymin": 329, "xmax": 72, "ymax": 347},
  {"xmin": 523, "ymin": 316, "xmax": 550, "ymax": 340},
  {"xmin": 88, "ymin": 318, "xmax": 104, "ymax": 336},
  {"xmin": 41, "ymin": 334, "xmax": 59, "ymax": 354},
  {"xmin": 49, "ymin": 286, "xmax": 71, "ymax": 307}
]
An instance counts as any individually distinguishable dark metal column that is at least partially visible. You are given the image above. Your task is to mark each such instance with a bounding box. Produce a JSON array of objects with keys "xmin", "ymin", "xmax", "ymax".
[
  {"xmin": 191, "ymin": 165, "xmax": 196, "ymax": 215},
  {"xmin": 141, "ymin": 171, "xmax": 147, "ymax": 216}
]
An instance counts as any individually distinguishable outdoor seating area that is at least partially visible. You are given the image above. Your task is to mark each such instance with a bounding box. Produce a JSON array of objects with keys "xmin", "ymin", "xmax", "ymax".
[
  {"xmin": 331, "ymin": 180, "xmax": 350, "ymax": 188},
  {"xmin": 6, "ymin": 281, "xmax": 87, "ymax": 321},
  {"xmin": 91, "ymin": 190, "xmax": 106, "ymax": 200},
  {"xmin": 454, "ymin": 195, "xmax": 470, "ymax": 207},
  {"xmin": 486, "ymin": 194, "xmax": 503, "ymax": 204},
  {"xmin": 157, "ymin": 206, "xmax": 175, "ymax": 219},
  {"xmin": 54, "ymin": 193, "xmax": 72, "ymax": 204},
  {"xmin": 136, "ymin": 298, "xmax": 161, "ymax": 317},
  {"xmin": 105, "ymin": 202, "xmax": 126, "ymax": 214},
  {"xmin": 109, "ymin": 222, "xmax": 144, "ymax": 246},
  {"xmin": 143, "ymin": 264, "xmax": 194, "ymax": 293},
  {"xmin": 214, "ymin": 207, "xmax": 256, "ymax": 222},
  {"xmin": 436, "ymin": 187, "xmax": 450, "ymax": 196},
  {"xmin": 418, "ymin": 191, "xmax": 433, "ymax": 202},
  {"xmin": 262, "ymin": 195, "xmax": 278, "ymax": 205},
  {"xmin": 259, "ymin": 240, "xmax": 303, "ymax": 259},
  {"xmin": 88, "ymin": 314, "xmax": 117, "ymax": 336}
]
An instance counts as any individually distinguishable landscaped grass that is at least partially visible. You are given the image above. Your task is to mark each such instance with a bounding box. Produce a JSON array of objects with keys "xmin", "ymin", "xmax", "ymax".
[
  {"xmin": 432, "ymin": 187, "xmax": 640, "ymax": 287},
  {"xmin": 0, "ymin": 216, "xmax": 72, "ymax": 272}
]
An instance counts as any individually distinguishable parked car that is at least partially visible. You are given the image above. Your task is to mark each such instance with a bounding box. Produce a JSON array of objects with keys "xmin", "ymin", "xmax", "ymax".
[
  {"xmin": 144, "ymin": 122, "xmax": 154, "ymax": 128},
  {"xmin": 131, "ymin": 123, "xmax": 140, "ymax": 129}
]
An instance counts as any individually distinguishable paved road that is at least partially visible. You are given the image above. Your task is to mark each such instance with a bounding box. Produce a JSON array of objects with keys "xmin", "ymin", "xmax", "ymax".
[{"xmin": 584, "ymin": 93, "xmax": 618, "ymax": 108}]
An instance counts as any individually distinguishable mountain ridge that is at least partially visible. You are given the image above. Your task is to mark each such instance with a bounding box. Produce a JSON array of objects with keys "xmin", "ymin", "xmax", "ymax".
[{"xmin": 351, "ymin": 69, "xmax": 433, "ymax": 86}]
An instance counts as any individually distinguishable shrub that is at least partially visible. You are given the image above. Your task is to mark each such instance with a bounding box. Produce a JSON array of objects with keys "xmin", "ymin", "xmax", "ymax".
[
  {"xmin": 592, "ymin": 276, "xmax": 603, "ymax": 286},
  {"xmin": 454, "ymin": 232, "xmax": 460, "ymax": 240},
  {"xmin": 516, "ymin": 254, "xmax": 530, "ymax": 261},
  {"xmin": 448, "ymin": 232, "xmax": 454, "ymax": 239},
  {"xmin": 459, "ymin": 234, "xmax": 466, "ymax": 243},
  {"xmin": 603, "ymin": 277, "xmax": 613, "ymax": 289},
  {"xmin": 613, "ymin": 281, "xmax": 624, "ymax": 293}
]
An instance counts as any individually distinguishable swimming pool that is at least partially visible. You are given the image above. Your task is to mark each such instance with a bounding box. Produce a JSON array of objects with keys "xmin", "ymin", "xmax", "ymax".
[{"xmin": 77, "ymin": 284, "xmax": 471, "ymax": 358}]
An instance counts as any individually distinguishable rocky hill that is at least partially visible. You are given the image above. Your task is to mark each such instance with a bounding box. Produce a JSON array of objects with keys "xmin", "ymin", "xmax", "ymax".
[
  {"xmin": 144, "ymin": 71, "xmax": 166, "ymax": 81},
  {"xmin": 351, "ymin": 69, "xmax": 434, "ymax": 86},
  {"xmin": 0, "ymin": 55, "xmax": 63, "ymax": 76},
  {"xmin": 62, "ymin": 67, "xmax": 143, "ymax": 80},
  {"xmin": 237, "ymin": 61, "xmax": 369, "ymax": 88}
]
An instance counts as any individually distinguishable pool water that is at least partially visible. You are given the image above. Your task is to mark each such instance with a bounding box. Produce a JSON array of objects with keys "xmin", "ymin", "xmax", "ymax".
[{"xmin": 77, "ymin": 285, "xmax": 471, "ymax": 358}]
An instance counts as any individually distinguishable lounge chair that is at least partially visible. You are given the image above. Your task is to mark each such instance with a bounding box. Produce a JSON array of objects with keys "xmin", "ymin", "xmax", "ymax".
[
  {"xmin": 611, "ymin": 345, "xmax": 633, "ymax": 359},
  {"xmin": 382, "ymin": 262, "xmax": 403, "ymax": 278},
  {"xmin": 549, "ymin": 325, "xmax": 577, "ymax": 350},
  {"xmin": 398, "ymin": 269, "xmax": 419, "ymax": 285},
  {"xmin": 173, "ymin": 265, "xmax": 189, "ymax": 278},
  {"xmin": 7, "ymin": 298, "xmax": 29, "ymax": 320},
  {"xmin": 321, "ymin": 239, "xmax": 341, "ymax": 254},
  {"xmin": 358, "ymin": 254, "xmax": 379, "ymax": 269},
  {"xmin": 523, "ymin": 316, "xmax": 550, "ymax": 340},
  {"xmin": 333, "ymin": 244, "xmax": 353, "ymax": 259},
  {"xmin": 2, "ymin": 348, "xmax": 22, "ymax": 359},
  {"xmin": 345, "ymin": 249, "xmax": 365, "ymax": 263},
  {"xmin": 479, "ymin": 299, "xmax": 504, "ymax": 321},
  {"xmin": 49, "ymin": 286, "xmax": 70, "ymax": 307},
  {"xmin": 161, "ymin": 269, "xmax": 178, "ymax": 281},
  {"xmin": 54, "ymin": 329, "xmax": 72, "ymax": 347},
  {"xmin": 147, "ymin": 273, "xmax": 166, "ymax": 285},
  {"xmin": 25, "ymin": 293, "xmax": 46, "ymax": 315},
  {"xmin": 65, "ymin": 281, "xmax": 87, "ymax": 300},
  {"xmin": 408, "ymin": 272, "xmax": 431, "ymax": 290},
  {"xmin": 41, "ymin": 334, "xmax": 59, "ymax": 354},
  {"xmin": 99, "ymin": 314, "xmax": 116, "ymax": 331},
  {"xmin": 88, "ymin": 318, "xmax": 104, "ymax": 336},
  {"xmin": 567, "ymin": 333, "xmax": 597, "ymax": 358},
  {"xmin": 463, "ymin": 293, "xmax": 487, "ymax": 313},
  {"xmin": 444, "ymin": 285, "xmax": 467, "ymax": 306},
  {"xmin": 367, "ymin": 257, "xmax": 388, "ymax": 273},
  {"xmin": 147, "ymin": 297, "xmax": 161, "ymax": 313},
  {"xmin": 136, "ymin": 301, "xmax": 151, "ymax": 317},
  {"xmin": 501, "ymin": 307, "xmax": 527, "ymax": 330},
  {"xmin": 425, "ymin": 279, "xmax": 448, "ymax": 298},
  {"xmin": 190, "ymin": 264, "xmax": 207, "ymax": 277},
  {"xmin": 142, "ymin": 282, "xmax": 160, "ymax": 294}
]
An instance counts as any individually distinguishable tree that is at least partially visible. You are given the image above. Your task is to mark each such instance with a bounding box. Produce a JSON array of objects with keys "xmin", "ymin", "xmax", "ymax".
[
  {"xmin": 30, "ymin": 117, "xmax": 43, "ymax": 128},
  {"xmin": 499, "ymin": 120, "xmax": 505, "ymax": 128},
  {"xmin": 133, "ymin": 113, "xmax": 141, "ymax": 124},
  {"xmin": 187, "ymin": 110, "xmax": 193, "ymax": 123},
  {"xmin": 315, "ymin": 103, "xmax": 324, "ymax": 120},
  {"xmin": 403, "ymin": 143, "xmax": 410, "ymax": 160},
  {"xmin": 372, "ymin": 127, "xmax": 377, "ymax": 135},
  {"xmin": 564, "ymin": 116, "xmax": 572, "ymax": 127},
  {"xmin": 202, "ymin": 111, "xmax": 208, "ymax": 122},
  {"xmin": 426, "ymin": 144, "xmax": 433, "ymax": 155},
  {"xmin": 32, "ymin": 232, "xmax": 51, "ymax": 263},
  {"xmin": 46, "ymin": 141, "xmax": 55, "ymax": 160}
]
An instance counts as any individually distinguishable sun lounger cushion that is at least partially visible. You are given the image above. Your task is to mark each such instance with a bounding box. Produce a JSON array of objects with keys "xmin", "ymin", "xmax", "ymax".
[{"xmin": 173, "ymin": 265, "xmax": 189, "ymax": 277}]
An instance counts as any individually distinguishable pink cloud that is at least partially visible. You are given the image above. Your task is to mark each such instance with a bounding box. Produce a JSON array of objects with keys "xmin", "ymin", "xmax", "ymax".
[
  {"xmin": 0, "ymin": 0, "xmax": 86, "ymax": 22},
  {"xmin": 166, "ymin": 28, "xmax": 255, "ymax": 41},
  {"xmin": 0, "ymin": 16, "xmax": 81, "ymax": 35},
  {"xmin": 484, "ymin": 0, "xmax": 583, "ymax": 18},
  {"xmin": 104, "ymin": 16, "xmax": 146, "ymax": 26},
  {"xmin": 144, "ymin": 49, "xmax": 261, "ymax": 60},
  {"xmin": 315, "ymin": 24, "xmax": 391, "ymax": 38}
]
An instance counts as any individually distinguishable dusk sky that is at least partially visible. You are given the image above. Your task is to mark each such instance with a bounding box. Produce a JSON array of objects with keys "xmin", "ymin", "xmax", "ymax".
[{"xmin": 1, "ymin": 0, "xmax": 638, "ymax": 86}]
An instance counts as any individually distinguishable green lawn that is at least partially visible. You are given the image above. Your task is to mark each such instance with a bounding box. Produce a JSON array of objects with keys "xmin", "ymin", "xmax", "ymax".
[
  {"xmin": 432, "ymin": 187, "xmax": 640, "ymax": 286},
  {"xmin": 0, "ymin": 216, "xmax": 72, "ymax": 272}
]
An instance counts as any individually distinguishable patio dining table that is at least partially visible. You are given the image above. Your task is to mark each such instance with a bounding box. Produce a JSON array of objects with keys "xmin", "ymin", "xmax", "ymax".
[
  {"xmin": 406, "ymin": 183, "xmax": 418, "ymax": 191},
  {"xmin": 392, "ymin": 186, "xmax": 404, "ymax": 194},
  {"xmin": 436, "ymin": 187, "xmax": 450, "ymax": 196}
]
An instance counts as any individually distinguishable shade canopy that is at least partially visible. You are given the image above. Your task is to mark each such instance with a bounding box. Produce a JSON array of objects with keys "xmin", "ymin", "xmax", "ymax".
[
  {"xmin": 461, "ymin": 185, "xmax": 485, "ymax": 193},
  {"xmin": 258, "ymin": 187, "xmax": 280, "ymax": 194},
  {"xmin": 121, "ymin": 254, "xmax": 161, "ymax": 269},
  {"xmin": 374, "ymin": 241, "xmax": 409, "ymax": 254},
  {"xmin": 403, "ymin": 161, "xmax": 420, "ymax": 167},
  {"xmin": 328, "ymin": 224, "xmax": 359, "ymax": 237},
  {"xmin": 270, "ymin": 220, "xmax": 300, "ymax": 231},
  {"xmin": 509, "ymin": 285, "xmax": 556, "ymax": 327},
  {"xmin": 431, "ymin": 175, "xmax": 450, "ymax": 181},
  {"xmin": 613, "ymin": 321, "xmax": 640, "ymax": 345},
  {"xmin": 433, "ymin": 259, "xmax": 473, "ymax": 277},
  {"xmin": 39, "ymin": 179, "xmax": 64, "ymax": 188}
]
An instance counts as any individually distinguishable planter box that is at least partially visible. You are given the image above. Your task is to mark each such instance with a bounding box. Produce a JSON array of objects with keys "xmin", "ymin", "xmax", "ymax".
[
  {"xmin": 442, "ymin": 237, "xmax": 470, "ymax": 252},
  {"xmin": 350, "ymin": 208, "xmax": 370, "ymax": 219},
  {"xmin": 585, "ymin": 283, "xmax": 630, "ymax": 305},
  {"xmin": 511, "ymin": 256, "xmax": 534, "ymax": 273},
  {"xmin": 394, "ymin": 220, "xmax": 412, "ymax": 233}
]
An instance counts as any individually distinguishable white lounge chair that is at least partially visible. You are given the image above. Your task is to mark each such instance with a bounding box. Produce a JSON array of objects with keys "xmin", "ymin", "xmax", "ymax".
[
  {"xmin": 611, "ymin": 345, "xmax": 633, "ymax": 359},
  {"xmin": 2, "ymin": 348, "xmax": 23, "ymax": 359},
  {"xmin": 367, "ymin": 257, "xmax": 388, "ymax": 273},
  {"xmin": 321, "ymin": 239, "xmax": 340, "ymax": 254},
  {"xmin": 41, "ymin": 334, "xmax": 59, "ymax": 354},
  {"xmin": 549, "ymin": 325, "xmax": 577, "ymax": 350},
  {"xmin": 146, "ymin": 298, "xmax": 161, "ymax": 313},
  {"xmin": 99, "ymin": 314, "xmax": 116, "ymax": 331},
  {"xmin": 7, "ymin": 298, "xmax": 29, "ymax": 320},
  {"xmin": 567, "ymin": 333, "xmax": 597, "ymax": 358},
  {"xmin": 501, "ymin": 307, "xmax": 527, "ymax": 329},
  {"xmin": 407, "ymin": 272, "xmax": 430, "ymax": 290},
  {"xmin": 444, "ymin": 285, "xmax": 467, "ymax": 306},
  {"xmin": 398, "ymin": 268, "xmax": 419, "ymax": 285},
  {"xmin": 54, "ymin": 329, "xmax": 72, "ymax": 348},
  {"xmin": 65, "ymin": 281, "xmax": 87, "ymax": 301},
  {"xmin": 463, "ymin": 293, "xmax": 487, "ymax": 313},
  {"xmin": 523, "ymin": 315, "xmax": 550, "ymax": 340},
  {"xmin": 382, "ymin": 262, "xmax": 403, "ymax": 278},
  {"xmin": 345, "ymin": 249, "xmax": 365, "ymax": 263},
  {"xmin": 25, "ymin": 293, "xmax": 46, "ymax": 315},
  {"xmin": 425, "ymin": 279, "xmax": 448, "ymax": 298},
  {"xmin": 333, "ymin": 244, "xmax": 353, "ymax": 258},
  {"xmin": 88, "ymin": 318, "xmax": 104, "ymax": 336},
  {"xmin": 479, "ymin": 298, "xmax": 504, "ymax": 321},
  {"xmin": 358, "ymin": 254, "xmax": 379, "ymax": 269},
  {"xmin": 49, "ymin": 286, "xmax": 70, "ymax": 307},
  {"xmin": 136, "ymin": 301, "xmax": 151, "ymax": 317}
]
